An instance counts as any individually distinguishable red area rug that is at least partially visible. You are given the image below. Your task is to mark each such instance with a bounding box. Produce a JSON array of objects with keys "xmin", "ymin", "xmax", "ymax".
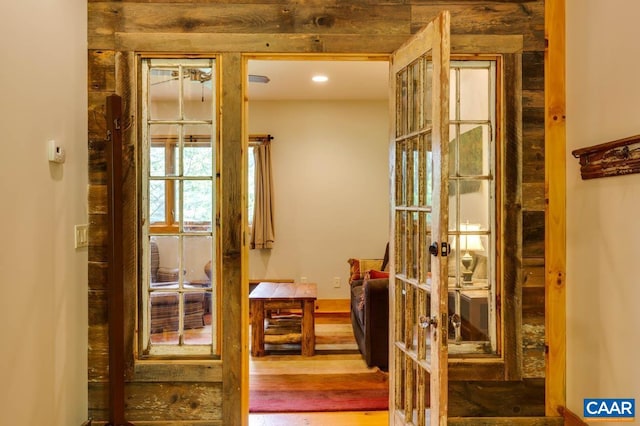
[{"xmin": 249, "ymin": 371, "xmax": 389, "ymax": 413}]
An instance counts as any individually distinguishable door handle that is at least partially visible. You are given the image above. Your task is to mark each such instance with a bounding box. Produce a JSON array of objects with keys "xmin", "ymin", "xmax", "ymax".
[
  {"xmin": 450, "ymin": 313, "xmax": 461, "ymax": 329},
  {"xmin": 419, "ymin": 314, "xmax": 438, "ymax": 329},
  {"xmin": 429, "ymin": 242, "xmax": 450, "ymax": 256}
]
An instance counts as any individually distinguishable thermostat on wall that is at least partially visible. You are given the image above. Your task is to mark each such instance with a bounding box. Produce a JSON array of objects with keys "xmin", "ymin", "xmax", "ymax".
[{"xmin": 48, "ymin": 139, "xmax": 66, "ymax": 164}]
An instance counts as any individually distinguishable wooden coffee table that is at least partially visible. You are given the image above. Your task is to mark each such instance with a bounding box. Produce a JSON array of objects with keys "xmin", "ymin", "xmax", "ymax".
[{"xmin": 249, "ymin": 282, "xmax": 317, "ymax": 357}]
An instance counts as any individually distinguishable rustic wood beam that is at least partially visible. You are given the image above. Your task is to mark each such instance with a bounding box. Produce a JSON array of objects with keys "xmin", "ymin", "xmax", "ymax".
[
  {"xmin": 105, "ymin": 94, "xmax": 134, "ymax": 426},
  {"xmin": 544, "ymin": 0, "xmax": 567, "ymax": 418},
  {"xmin": 112, "ymin": 32, "xmax": 523, "ymax": 54},
  {"xmin": 220, "ymin": 51, "xmax": 247, "ymax": 426}
]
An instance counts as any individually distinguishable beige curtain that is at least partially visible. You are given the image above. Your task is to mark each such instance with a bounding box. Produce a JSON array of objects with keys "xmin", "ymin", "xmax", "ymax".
[{"xmin": 250, "ymin": 142, "xmax": 275, "ymax": 249}]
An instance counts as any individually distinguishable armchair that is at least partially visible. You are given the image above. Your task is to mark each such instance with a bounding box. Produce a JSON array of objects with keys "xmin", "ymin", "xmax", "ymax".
[{"xmin": 149, "ymin": 240, "xmax": 205, "ymax": 333}]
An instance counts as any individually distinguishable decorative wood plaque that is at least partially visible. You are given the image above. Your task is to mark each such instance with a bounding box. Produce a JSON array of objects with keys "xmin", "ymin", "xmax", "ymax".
[{"xmin": 572, "ymin": 134, "xmax": 640, "ymax": 180}]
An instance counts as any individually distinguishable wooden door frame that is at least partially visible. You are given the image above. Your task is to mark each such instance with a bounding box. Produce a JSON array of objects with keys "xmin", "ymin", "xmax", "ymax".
[
  {"xmin": 544, "ymin": 0, "xmax": 566, "ymax": 417},
  {"xmin": 239, "ymin": 0, "xmax": 568, "ymax": 415},
  {"xmin": 235, "ymin": 0, "xmax": 566, "ymax": 412}
]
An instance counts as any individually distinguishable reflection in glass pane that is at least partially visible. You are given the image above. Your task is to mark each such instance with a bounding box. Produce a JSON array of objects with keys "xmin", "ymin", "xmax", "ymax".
[
  {"xmin": 424, "ymin": 212, "xmax": 432, "ymax": 279},
  {"xmin": 149, "ymin": 124, "xmax": 180, "ymax": 177},
  {"xmin": 408, "ymin": 359, "xmax": 417, "ymax": 420},
  {"xmin": 397, "ymin": 70, "xmax": 408, "ymax": 137},
  {"xmin": 448, "ymin": 124, "xmax": 458, "ymax": 176},
  {"xmin": 425, "ymin": 293, "xmax": 432, "ymax": 351},
  {"xmin": 449, "ymin": 68, "xmax": 458, "ymax": 121},
  {"xmin": 459, "ymin": 180, "xmax": 490, "ymax": 231},
  {"xmin": 183, "ymin": 67, "xmax": 214, "ymax": 121},
  {"xmin": 447, "ymin": 235, "xmax": 460, "ymax": 288},
  {"xmin": 405, "ymin": 284, "xmax": 418, "ymax": 351},
  {"xmin": 151, "ymin": 236, "xmax": 180, "ymax": 277},
  {"xmin": 149, "ymin": 67, "xmax": 180, "ymax": 121},
  {"xmin": 182, "ymin": 290, "xmax": 209, "ymax": 345},
  {"xmin": 416, "ymin": 289, "xmax": 427, "ymax": 358},
  {"xmin": 183, "ymin": 180, "xmax": 213, "ymax": 230},
  {"xmin": 457, "ymin": 125, "xmax": 484, "ymax": 177},
  {"xmin": 395, "ymin": 349, "xmax": 406, "ymax": 411},
  {"xmin": 418, "ymin": 212, "xmax": 427, "ymax": 284},
  {"xmin": 460, "ymin": 68, "xmax": 489, "ymax": 121},
  {"xmin": 409, "ymin": 60, "xmax": 420, "ymax": 134},
  {"xmin": 448, "ymin": 182, "xmax": 458, "ymax": 232},
  {"xmin": 412, "ymin": 287, "xmax": 422, "ymax": 353},
  {"xmin": 411, "ymin": 139, "xmax": 419, "ymax": 207},
  {"xmin": 150, "ymin": 146, "xmax": 166, "ymax": 176},
  {"xmin": 149, "ymin": 292, "xmax": 179, "ymax": 345},
  {"xmin": 395, "ymin": 142, "xmax": 407, "ymax": 206},
  {"xmin": 396, "ymin": 211, "xmax": 406, "ymax": 276},
  {"xmin": 424, "ymin": 61, "xmax": 433, "ymax": 124},
  {"xmin": 423, "ymin": 134, "xmax": 433, "ymax": 207},
  {"xmin": 149, "ymin": 180, "xmax": 166, "ymax": 224},
  {"xmin": 460, "ymin": 290, "xmax": 489, "ymax": 341},
  {"xmin": 183, "ymin": 124, "xmax": 213, "ymax": 177},
  {"xmin": 410, "ymin": 212, "xmax": 419, "ymax": 279},
  {"xmin": 183, "ymin": 236, "xmax": 213, "ymax": 283},
  {"xmin": 184, "ymin": 142, "xmax": 213, "ymax": 177},
  {"xmin": 397, "ymin": 279, "xmax": 406, "ymax": 342}
]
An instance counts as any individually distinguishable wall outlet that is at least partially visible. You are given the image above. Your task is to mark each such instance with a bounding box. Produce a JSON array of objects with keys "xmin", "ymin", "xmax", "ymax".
[
  {"xmin": 332, "ymin": 276, "xmax": 341, "ymax": 288},
  {"xmin": 300, "ymin": 276, "xmax": 308, "ymax": 283}
]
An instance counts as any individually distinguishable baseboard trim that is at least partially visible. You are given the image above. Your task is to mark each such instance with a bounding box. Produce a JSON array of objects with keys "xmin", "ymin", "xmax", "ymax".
[{"xmin": 316, "ymin": 299, "xmax": 350, "ymax": 314}]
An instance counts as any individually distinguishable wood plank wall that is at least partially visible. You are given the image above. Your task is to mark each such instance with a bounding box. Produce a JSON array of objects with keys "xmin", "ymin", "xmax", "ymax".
[{"xmin": 87, "ymin": 1, "xmax": 547, "ymax": 423}]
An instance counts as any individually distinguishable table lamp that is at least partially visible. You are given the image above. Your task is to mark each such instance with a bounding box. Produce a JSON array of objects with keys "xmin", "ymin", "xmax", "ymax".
[{"xmin": 460, "ymin": 222, "xmax": 484, "ymax": 285}]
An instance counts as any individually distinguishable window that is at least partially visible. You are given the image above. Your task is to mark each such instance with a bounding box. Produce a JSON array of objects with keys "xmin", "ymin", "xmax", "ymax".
[
  {"xmin": 141, "ymin": 58, "xmax": 219, "ymax": 357},
  {"xmin": 447, "ymin": 60, "xmax": 498, "ymax": 355},
  {"xmin": 247, "ymin": 134, "xmax": 274, "ymax": 249}
]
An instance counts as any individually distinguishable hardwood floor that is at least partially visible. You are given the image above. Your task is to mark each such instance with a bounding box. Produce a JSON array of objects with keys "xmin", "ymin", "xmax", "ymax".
[
  {"xmin": 249, "ymin": 411, "xmax": 389, "ymax": 425},
  {"xmin": 150, "ymin": 311, "xmax": 391, "ymax": 424},
  {"xmin": 249, "ymin": 313, "xmax": 389, "ymax": 424}
]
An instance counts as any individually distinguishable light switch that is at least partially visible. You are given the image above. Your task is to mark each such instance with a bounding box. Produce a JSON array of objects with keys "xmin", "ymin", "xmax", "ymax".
[{"xmin": 75, "ymin": 224, "xmax": 88, "ymax": 248}]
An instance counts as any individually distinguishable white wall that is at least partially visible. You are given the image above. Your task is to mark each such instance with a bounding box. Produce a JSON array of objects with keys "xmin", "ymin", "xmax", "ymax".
[
  {"xmin": 566, "ymin": 0, "xmax": 640, "ymax": 422},
  {"xmin": 248, "ymin": 100, "xmax": 389, "ymax": 299},
  {"xmin": 0, "ymin": 1, "xmax": 87, "ymax": 425}
]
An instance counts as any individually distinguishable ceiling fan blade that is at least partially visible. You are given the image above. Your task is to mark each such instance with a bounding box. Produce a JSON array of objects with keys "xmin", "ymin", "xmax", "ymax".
[
  {"xmin": 151, "ymin": 77, "xmax": 179, "ymax": 86},
  {"xmin": 249, "ymin": 74, "xmax": 270, "ymax": 84},
  {"xmin": 152, "ymin": 71, "xmax": 270, "ymax": 87}
]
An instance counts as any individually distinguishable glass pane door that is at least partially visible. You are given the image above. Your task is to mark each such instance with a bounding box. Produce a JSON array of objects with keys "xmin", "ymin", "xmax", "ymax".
[{"xmin": 390, "ymin": 11, "xmax": 450, "ymax": 426}]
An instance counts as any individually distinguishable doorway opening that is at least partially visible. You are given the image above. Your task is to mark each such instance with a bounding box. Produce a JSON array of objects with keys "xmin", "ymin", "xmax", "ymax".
[{"xmin": 246, "ymin": 57, "xmax": 391, "ymax": 415}]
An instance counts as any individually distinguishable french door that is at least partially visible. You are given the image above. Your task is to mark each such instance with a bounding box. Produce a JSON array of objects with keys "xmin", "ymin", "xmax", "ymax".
[{"xmin": 389, "ymin": 11, "xmax": 450, "ymax": 426}]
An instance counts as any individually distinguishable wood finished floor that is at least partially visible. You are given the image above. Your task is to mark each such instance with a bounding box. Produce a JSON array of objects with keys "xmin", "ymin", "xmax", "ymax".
[
  {"xmin": 248, "ymin": 411, "xmax": 389, "ymax": 425},
  {"xmin": 249, "ymin": 314, "xmax": 389, "ymax": 424},
  {"xmin": 151, "ymin": 312, "xmax": 390, "ymax": 424}
]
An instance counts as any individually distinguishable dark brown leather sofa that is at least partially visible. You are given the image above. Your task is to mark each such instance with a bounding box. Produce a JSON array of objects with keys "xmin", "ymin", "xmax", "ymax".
[{"xmin": 350, "ymin": 277, "xmax": 389, "ymax": 370}]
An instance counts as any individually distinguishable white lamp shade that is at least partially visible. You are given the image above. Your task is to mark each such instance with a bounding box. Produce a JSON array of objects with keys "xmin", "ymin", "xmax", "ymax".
[{"xmin": 459, "ymin": 222, "xmax": 484, "ymax": 252}]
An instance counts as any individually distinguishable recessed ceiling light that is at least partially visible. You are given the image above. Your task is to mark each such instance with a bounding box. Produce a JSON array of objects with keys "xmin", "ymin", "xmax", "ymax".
[{"xmin": 312, "ymin": 75, "xmax": 329, "ymax": 83}]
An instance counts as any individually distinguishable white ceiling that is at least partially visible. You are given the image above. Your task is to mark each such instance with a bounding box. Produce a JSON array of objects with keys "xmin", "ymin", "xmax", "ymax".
[
  {"xmin": 149, "ymin": 59, "xmax": 390, "ymax": 102},
  {"xmin": 247, "ymin": 59, "xmax": 389, "ymax": 101}
]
